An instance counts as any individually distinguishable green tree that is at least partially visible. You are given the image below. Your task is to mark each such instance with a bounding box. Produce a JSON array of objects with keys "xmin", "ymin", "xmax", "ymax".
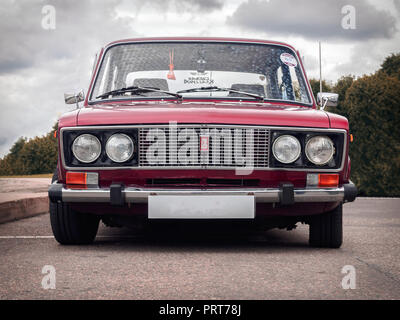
[
  {"xmin": 0, "ymin": 156, "xmax": 12, "ymax": 175},
  {"xmin": 0, "ymin": 124, "xmax": 58, "ymax": 176},
  {"xmin": 6, "ymin": 137, "xmax": 27, "ymax": 174},
  {"xmin": 345, "ymin": 72, "xmax": 400, "ymax": 196},
  {"xmin": 19, "ymin": 134, "xmax": 57, "ymax": 174},
  {"xmin": 308, "ymin": 78, "xmax": 332, "ymax": 105},
  {"xmin": 9, "ymin": 137, "xmax": 26, "ymax": 157},
  {"xmin": 380, "ymin": 53, "xmax": 400, "ymax": 80},
  {"xmin": 328, "ymin": 75, "xmax": 355, "ymax": 116}
]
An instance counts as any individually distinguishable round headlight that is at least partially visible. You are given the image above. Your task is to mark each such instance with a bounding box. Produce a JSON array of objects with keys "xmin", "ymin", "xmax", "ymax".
[
  {"xmin": 305, "ymin": 136, "xmax": 334, "ymax": 165},
  {"xmin": 106, "ymin": 133, "xmax": 134, "ymax": 163},
  {"xmin": 272, "ymin": 135, "xmax": 301, "ymax": 164},
  {"xmin": 72, "ymin": 134, "xmax": 101, "ymax": 163}
]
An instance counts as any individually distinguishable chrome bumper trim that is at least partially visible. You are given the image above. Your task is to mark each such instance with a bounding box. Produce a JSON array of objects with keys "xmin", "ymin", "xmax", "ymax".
[{"xmin": 53, "ymin": 184, "xmax": 345, "ymax": 204}]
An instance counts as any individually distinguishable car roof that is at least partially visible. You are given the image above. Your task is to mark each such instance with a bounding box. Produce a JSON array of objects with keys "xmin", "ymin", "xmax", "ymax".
[{"xmin": 104, "ymin": 37, "xmax": 298, "ymax": 52}]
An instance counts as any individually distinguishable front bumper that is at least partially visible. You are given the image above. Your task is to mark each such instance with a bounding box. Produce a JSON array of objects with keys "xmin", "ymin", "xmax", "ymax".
[{"xmin": 49, "ymin": 181, "xmax": 357, "ymax": 205}]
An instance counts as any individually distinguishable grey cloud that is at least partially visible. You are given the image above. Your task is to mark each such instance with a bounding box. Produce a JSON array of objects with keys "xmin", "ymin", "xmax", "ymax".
[
  {"xmin": 302, "ymin": 54, "xmax": 319, "ymax": 73},
  {"xmin": 0, "ymin": 0, "xmax": 137, "ymax": 75},
  {"xmin": 0, "ymin": 137, "xmax": 7, "ymax": 146},
  {"xmin": 227, "ymin": 0, "xmax": 397, "ymax": 41},
  {"xmin": 175, "ymin": 0, "xmax": 224, "ymax": 12},
  {"xmin": 394, "ymin": 0, "xmax": 400, "ymax": 15},
  {"xmin": 334, "ymin": 41, "xmax": 388, "ymax": 77},
  {"xmin": 0, "ymin": 136, "xmax": 14, "ymax": 159},
  {"xmin": 118, "ymin": 0, "xmax": 224, "ymax": 16},
  {"xmin": 0, "ymin": 60, "xmax": 33, "ymax": 74},
  {"xmin": 0, "ymin": 0, "xmax": 224, "ymax": 75}
]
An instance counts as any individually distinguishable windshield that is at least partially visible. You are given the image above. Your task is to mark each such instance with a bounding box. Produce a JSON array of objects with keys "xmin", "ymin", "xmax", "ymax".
[{"xmin": 90, "ymin": 42, "xmax": 312, "ymax": 105}]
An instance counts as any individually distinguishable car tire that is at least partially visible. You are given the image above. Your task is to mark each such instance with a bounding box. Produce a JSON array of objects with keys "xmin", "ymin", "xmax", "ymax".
[
  {"xmin": 49, "ymin": 170, "xmax": 100, "ymax": 245},
  {"xmin": 309, "ymin": 204, "xmax": 343, "ymax": 248}
]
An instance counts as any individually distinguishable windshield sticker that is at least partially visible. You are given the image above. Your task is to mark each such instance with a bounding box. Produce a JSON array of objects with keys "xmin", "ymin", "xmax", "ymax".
[
  {"xmin": 183, "ymin": 71, "xmax": 214, "ymax": 85},
  {"xmin": 280, "ymin": 53, "xmax": 297, "ymax": 68}
]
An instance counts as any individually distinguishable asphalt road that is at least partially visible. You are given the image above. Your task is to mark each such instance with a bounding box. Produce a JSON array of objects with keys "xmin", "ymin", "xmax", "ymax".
[{"xmin": 0, "ymin": 198, "xmax": 399, "ymax": 300}]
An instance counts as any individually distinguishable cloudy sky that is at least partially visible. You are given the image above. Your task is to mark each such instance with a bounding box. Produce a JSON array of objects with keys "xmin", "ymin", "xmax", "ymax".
[{"xmin": 0, "ymin": 0, "xmax": 399, "ymax": 157}]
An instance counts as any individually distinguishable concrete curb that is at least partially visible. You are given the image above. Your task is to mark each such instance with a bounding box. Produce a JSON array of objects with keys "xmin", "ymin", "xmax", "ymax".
[
  {"xmin": 0, "ymin": 196, "xmax": 49, "ymax": 224},
  {"xmin": 0, "ymin": 178, "xmax": 51, "ymax": 224}
]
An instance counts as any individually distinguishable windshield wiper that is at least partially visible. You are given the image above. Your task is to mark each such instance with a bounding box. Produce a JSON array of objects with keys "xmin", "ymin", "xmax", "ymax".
[
  {"xmin": 96, "ymin": 86, "xmax": 182, "ymax": 100},
  {"xmin": 176, "ymin": 86, "xmax": 265, "ymax": 101}
]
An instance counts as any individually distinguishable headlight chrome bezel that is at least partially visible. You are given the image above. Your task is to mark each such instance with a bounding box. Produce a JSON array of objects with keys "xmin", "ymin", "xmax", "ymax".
[
  {"xmin": 64, "ymin": 128, "xmax": 138, "ymax": 168},
  {"xmin": 105, "ymin": 133, "xmax": 135, "ymax": 163},
  {"xmin": 72, "ymin": 133, "xmax": 102, "ymax": 163},
  {"xmin": 272, "ymin": 134, "xmax": 302, "ymax": 164},
  {"xmin": 269, "ymin": 130, "xmax": 344, "ymax": 170}
]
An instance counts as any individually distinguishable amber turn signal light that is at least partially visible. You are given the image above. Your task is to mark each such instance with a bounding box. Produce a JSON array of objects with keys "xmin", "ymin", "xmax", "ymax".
[
  {"xmin": 318, "ymin": 174, "xmax": 339, "ymax": 188},
  {"xmin": 66, "ymin": 172, "xmax": 87, "ymax": 185}
]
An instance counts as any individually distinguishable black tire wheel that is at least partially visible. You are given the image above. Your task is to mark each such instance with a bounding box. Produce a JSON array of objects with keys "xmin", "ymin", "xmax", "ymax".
[
  {"xmin": 309, "ymin": 204, "xmax": 343, "ymax": 248},
  {"xmin": 49, "ymin": 170, "xmax": 100, "ymax": 245}
]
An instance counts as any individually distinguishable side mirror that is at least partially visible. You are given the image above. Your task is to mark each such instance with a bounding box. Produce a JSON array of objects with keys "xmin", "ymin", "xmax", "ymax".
[
  {"xmin": 64, "ymin": 90, "xmax": 85, "ymax": 107},
  {"xmin": 317, "ymin": 92, "xmax": 339, "ymax": 110}
]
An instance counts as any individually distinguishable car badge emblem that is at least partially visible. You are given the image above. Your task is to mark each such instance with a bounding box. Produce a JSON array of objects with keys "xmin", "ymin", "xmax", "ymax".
[{"xmin": 200, "ymin": 136, "xmax": 209, "ymax": 151}]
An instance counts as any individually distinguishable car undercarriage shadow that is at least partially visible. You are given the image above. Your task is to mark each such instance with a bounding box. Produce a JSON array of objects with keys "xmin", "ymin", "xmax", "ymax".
[{"xmin": 92, "ymin": 221, "xmax": 312, "ymax": 252}]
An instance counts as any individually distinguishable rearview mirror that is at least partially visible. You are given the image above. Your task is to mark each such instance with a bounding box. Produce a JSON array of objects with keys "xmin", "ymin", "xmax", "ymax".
[
  {"xmin": 64, "ymin": 90, "xmax": 85, "ymax": 107},
  {"xmin": 317, "ymin": 92, "xmax": 339, "ymax": 110}
]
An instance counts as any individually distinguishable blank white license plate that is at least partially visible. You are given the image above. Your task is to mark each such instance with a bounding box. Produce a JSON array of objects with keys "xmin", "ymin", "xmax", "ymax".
[{"xmin": 148, "ymin": 195, "xmax": 255, "ymax": 219}]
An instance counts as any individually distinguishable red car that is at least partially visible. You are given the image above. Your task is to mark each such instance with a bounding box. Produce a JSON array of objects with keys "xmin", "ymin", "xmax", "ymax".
[{"xmin": 49, "ymin": 37, "xmax": 357, "ymax": 247}]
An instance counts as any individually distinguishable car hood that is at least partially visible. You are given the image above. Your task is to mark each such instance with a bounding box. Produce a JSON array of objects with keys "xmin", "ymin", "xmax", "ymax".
[{"xmin": 76, "ymin": 101, "xmax": 331, "ymax": 128}]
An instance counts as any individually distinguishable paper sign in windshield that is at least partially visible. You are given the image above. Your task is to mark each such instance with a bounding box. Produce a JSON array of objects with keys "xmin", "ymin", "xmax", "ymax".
[
  {"xmin": 280, "ymin": 53, "xmax": 297, "ymax": 67},
  {"xmin": 183, "ymin": 71, "xmax": 215, "ymax": 85}
]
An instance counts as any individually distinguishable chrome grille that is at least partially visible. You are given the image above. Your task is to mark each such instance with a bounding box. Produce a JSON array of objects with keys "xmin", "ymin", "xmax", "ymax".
[{"xmin": 138, "ymin": 125, "xmax": 270, "ymax": 169}]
